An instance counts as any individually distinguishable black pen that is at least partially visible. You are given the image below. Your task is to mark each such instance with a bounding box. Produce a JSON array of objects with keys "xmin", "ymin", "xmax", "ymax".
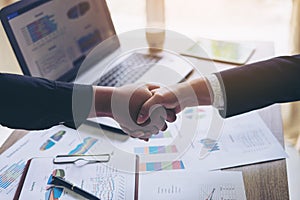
[{"xmin": 51, "ymin": 175, "xmax": 100, "ymax": 200}]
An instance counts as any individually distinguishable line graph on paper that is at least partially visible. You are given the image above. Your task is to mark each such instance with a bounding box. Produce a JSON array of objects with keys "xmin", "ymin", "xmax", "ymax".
[
  {"xmin": 84, "ymin": 165, "xmax": 127, "ymax": 200},
  {"xmin": 88, "ymin": 175, "xmax": 125, "ymax": 200},
  {"xmin": 199, "ymin": 184, "xmax": 242, "ymax": 200}
]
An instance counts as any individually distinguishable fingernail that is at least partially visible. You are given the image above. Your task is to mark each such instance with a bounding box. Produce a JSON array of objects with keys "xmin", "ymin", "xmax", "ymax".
[
  {"xmin": 137, "ymin": 114, "xmax": 144, "ymax": 124},
  {"xmin": 136, "ymin": 133, "xmax": 144, "ymax": 138}
]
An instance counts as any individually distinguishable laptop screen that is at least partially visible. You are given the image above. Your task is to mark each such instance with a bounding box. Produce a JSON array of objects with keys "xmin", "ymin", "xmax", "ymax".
[{"xmin": 1, "ymin": 0, "xmax": 116, "ymax": 81}]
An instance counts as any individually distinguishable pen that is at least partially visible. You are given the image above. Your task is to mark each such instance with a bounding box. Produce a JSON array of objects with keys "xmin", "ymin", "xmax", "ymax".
[{"xmin": 51, "ymin": 175, "xmax": 100, "ymax": 200}]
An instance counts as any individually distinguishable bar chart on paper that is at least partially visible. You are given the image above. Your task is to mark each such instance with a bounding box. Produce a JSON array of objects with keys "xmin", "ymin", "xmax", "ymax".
[
  {"xmin": 0, "ymin": 160, "xmax": 26, "ymax": 189},
  {"xmin": 157, "ymin": 185, "xmax": 182, "ymax": 195},
  {"xmin": 134, "ymin": 145, "xmax": 178, "ymax": 155},
  {"xmin": 139, "ymin": 160, "xmax": 185, "ymax": 172}
]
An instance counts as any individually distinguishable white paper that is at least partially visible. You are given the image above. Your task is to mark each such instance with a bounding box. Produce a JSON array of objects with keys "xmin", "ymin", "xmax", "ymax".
[
  {"xmin": 0, "ymin": 125, "xmax": 105, "ymax": 199},
  {"xmin": 138, "ymin": 170, "xmax": 247, "ymax": 200},
  {"xmin": 107, "ymin": 107, "xmax": 287, "ymax": 171},
  {"xmin": 182, "ymin": 110, "xmax": 288, "ymax": 170},
  {"xmin": 18, "ymin": 157, "xmax": 136, "ymax": 200}
]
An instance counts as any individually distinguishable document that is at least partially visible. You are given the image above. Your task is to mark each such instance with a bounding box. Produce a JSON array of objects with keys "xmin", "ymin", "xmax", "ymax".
[
  {"xmin": 0, "ymin": 125, "xmax": 106, "ymax": 199},
  {"xmin": 13, "ymin": 157, "xmax": 247, "ymax": 200},
  {"xmin": 110, "ymin": 106, "xmax": 287, "ymax": 171},
  {"xmin": 182, "ymin": 108, "xmax": 288, "ymax": 170},
  {"xmin": 138, "ymin": 170, "xmax": 247, "ymax": 200},
  {"xmin": 16, "ymin": 156, "xmax": 137, "ymax": 200}
]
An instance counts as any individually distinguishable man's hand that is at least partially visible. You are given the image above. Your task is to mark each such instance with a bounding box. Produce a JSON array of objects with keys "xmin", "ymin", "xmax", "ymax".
[
  {"xmin": 137, "ymin": 78, "xmax": 212, "ymax": 125},
  {"xmin": 91, "ymin": 84, "xmax": 176, "ymax": 141}
]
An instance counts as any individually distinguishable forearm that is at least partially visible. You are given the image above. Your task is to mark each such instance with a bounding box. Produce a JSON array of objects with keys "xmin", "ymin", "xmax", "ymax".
[
  {"xmin": 180, "ymin": 55, "xmax": 300, "ymax": 118},
  {"xmin": 217, "ymin": 55, "xmax": 300, "ymax": 117},
  {"xmin": 0, "ymin": 73, "xmax": 93, "ymax": 130}
]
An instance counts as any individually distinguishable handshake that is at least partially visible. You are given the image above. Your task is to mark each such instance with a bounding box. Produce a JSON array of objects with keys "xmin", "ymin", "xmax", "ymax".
[{"xmin": 90, "ymin": 78, "xmax": 212, "ymax": 141}]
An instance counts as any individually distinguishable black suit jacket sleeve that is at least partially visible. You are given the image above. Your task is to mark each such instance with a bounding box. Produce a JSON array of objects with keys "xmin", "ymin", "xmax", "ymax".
[
  {"xmin": 0, "ymin": 73, "xmax": 93, "ymax": 130},
  {"xmin": 216, "ymin": 55, "xmax": 300, "ymax": 118}
]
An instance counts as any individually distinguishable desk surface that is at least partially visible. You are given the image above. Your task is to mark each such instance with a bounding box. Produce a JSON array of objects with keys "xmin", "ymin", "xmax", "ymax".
[{"xmin": 0, "ymin": 42, "xmax": 289, "ymax": 200}]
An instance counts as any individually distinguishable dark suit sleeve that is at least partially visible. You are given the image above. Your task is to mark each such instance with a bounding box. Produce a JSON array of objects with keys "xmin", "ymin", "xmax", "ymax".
[
  {"xmin": 216, "ymin": 55, "xmax": 300, "ymax": 118},
  {"xmin": 0, "ymin": 73, "xmax": 93, "ymax": 130}
]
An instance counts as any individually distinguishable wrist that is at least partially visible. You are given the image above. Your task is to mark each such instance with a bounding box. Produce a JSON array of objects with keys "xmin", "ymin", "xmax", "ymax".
[
  {"xmin": 89, "ymin": 86, "xmax": 114, "ymax": 118},
  {"xmin": 172, "ymin": 78, "xmax": 211, "ymax": 109},
  {"xmin": 189, "ymin": 77, "xmax": 212, "ymax": 106}
]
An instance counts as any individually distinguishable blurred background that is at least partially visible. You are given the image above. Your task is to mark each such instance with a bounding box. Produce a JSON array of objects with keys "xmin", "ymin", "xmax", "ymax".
[{"xmin": 0, "ymin": 0, "xmax": 299, "ymax": 199}]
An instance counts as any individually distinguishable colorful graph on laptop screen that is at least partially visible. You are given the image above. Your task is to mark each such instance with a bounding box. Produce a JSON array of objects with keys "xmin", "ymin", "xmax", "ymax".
[{"xmin": 25, "ymin": 15, "xmax": 57, "ymax": 44}]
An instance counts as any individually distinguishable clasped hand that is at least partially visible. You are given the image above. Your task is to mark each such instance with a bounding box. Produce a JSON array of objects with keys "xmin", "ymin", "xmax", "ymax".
[
  {"xmin": 111, "ymin": 84, "xmax": 178, "ymax": 141},
  {"xmin": 113, "ymin": 80, "xmax": 203, "ymax": 140},
  {"xmin": 92, "ymin": 81, "xmax": 203, "ymax": 141}
]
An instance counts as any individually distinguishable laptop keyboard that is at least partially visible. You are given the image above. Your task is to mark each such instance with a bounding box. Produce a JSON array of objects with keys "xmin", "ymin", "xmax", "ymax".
[{"xmin": 97, "ymin": 53, "xmax": 161, "ymax": 87}]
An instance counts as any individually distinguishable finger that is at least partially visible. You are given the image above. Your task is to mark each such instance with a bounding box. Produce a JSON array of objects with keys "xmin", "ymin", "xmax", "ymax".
[
  {"xmin": 174, "ymin": 105, "xmax": 182, "ymax": 114},
  {"xmin": 155, "ymin": 115, "xmax": 168, "ymax": 132},
  {"xmin": 166, "ymin": 109, "xmax": 177, "ymax": 122},
  {"xmin": 150, "ymin": 88, "xmax": 159, "ymax": 94},
  {"xmin": 138, "ymin": 137, "xmax": 149, "ymax": 142},
  {"xmin": 137, "ymin": 95, "xmax": 162, "ymax": 124},
  {"xmin": 130, "ymin": 131, "xmax": 145, "ymax": 138},
  {"xmin": 149, "ymin": 113, "xmax": 167, "ymax": 131},
  {"xmin": 161, "ymin": 122, "xmax": 168, "ymax": 131},
  {"xmin": 144, "ymin": 132, "xmax": 154, "ymax": 139},
  {"xmin": 149, "ymin": 126, "xmax": 159, "ymax": 135},
  {"xmin": 138, "ymin": 132, "xmax": 153, "ymax": 141}
]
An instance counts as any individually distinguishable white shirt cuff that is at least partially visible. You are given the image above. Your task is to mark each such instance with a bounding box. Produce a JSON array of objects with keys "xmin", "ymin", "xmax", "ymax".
[{"xmin": 205, "ymin": 74, "xmax": 225, "ymax": 109}]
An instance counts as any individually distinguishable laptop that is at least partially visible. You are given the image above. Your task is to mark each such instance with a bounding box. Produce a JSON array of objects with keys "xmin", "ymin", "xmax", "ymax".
[{"xmin": 0, "ymin": 0, "xmax": 193, "ymax": 130}]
